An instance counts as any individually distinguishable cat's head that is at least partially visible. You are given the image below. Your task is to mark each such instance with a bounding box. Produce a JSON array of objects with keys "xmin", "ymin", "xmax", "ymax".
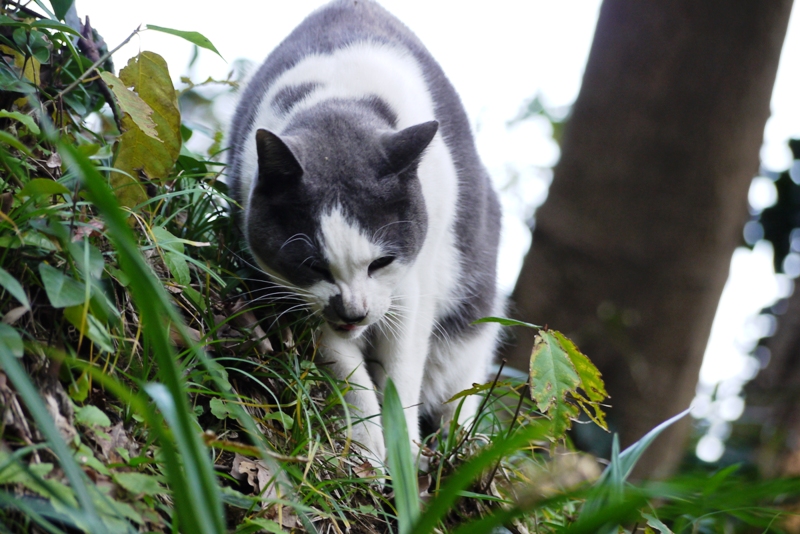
[{"xmin": 244, "ymin": 101, "xmax": 438, "ymax": 338}]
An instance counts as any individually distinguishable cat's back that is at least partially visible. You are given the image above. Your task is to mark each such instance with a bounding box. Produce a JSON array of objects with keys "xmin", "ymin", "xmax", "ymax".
[{"xmin": 228, "ymin": 0, "xmax": 484, "ymax": 197}]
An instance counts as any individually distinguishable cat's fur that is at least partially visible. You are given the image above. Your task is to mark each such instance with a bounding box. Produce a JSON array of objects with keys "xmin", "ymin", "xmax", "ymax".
[{"xmin": 227, "ymin": 0, "xmax": 502, "ymax": 462}]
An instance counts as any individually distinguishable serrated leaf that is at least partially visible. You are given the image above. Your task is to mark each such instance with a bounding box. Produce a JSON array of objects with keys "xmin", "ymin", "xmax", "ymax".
[
  {"xmin": 0, "ymin": 266, "xmax": 30, "ymax": 310},
  {"xmin": 0, "ymin": 110, "xmax": 40, "ymax": 134},
  {"xmin": 146, "ymin": 25, "xmax": 223, "ymax": 59},
  {"xmin": 113, "ymin": 471, "xmax": 166, "ymax": 496},
  {"xmin": 551, "ymin": 330, "xmax": 607, "ymax": 403},
  {"xmin": 75, "ymin": 405, "xmax": 111, "ymax": 428},
  {"xmin": 18, "ymin": 178, "xmax": 70, "ymax": 198},
  {"xmin": 39, "ymin": 263, "xmax": 86, "ymax": 308},
  {"xmin": 529, "ymin": 331, "xmax": 581, "ymax": 437},
  {"xmin": 112, "ymin": 52, "xmax": 181, "ymax": 208},
  {"xmin": 0, "ymin": 323, "xmax": 23, "ymax": 357},
  {"xmin": 99, "ymin": 71, "xmax": 159, "ymax": 140},
  {"xmin": 472, "ymin": 316, "xmax": 541, "ymax": 328}
]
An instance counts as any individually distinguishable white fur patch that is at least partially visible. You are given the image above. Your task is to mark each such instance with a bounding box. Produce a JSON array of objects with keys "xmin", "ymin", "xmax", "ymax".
[{"xmin": 309, "ymin": 206, "xmax": 403, "ymax": 330}]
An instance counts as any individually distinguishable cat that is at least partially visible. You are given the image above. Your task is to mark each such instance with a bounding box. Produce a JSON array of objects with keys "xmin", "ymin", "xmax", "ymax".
[{"xmin": 226, "ymin": 0, "xmax": 502, "ymax": 463}]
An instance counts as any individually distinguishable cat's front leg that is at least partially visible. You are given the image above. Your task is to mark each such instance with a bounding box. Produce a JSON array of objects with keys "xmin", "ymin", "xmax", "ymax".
[
  {"xmin": 318, "ymin": 326, "xmax": 385, "ymax": 464},
  {"xmin": 373, "ymin": 289, "xmax": 432, "ymax": 457}
]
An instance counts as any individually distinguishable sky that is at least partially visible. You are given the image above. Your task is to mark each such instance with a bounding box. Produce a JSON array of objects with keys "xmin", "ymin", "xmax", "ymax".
[{"xmin": 76, "ymin": 0, "xmax": 800, "ymax": 461}]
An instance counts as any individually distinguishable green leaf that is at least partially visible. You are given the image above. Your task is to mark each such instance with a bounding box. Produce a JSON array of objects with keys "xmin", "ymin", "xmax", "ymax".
[
  {"xmin": 382, "ymin": 378, "xmax": 419, "ymax": 534},
  {"xmin": 30, "ymin": 19, "xmax": 81, "ymax": 37},
  {"xmin": 0, "ymin": 130, "xmax": 33, "ymax": 155},
  {"xmin": 48, "ymin": 0, "xmax": 74, "ymax": 20},
  {"xmin": 529, "ymin": 330, "xmax": 581, "ymax": 436},
  {"xmin": 67, "ymin": 241, "xmax": 105, "ymax": 280},
  {"xmin": 39, "ymin": 263, "xmax": 86, "ymax": 308},
  {"xmin": 152, "ymin": 226, "xmax": 191, "ymax": 284},
  {"xmin": 99, "ymin": 71, "xmax": 159, "ymax": 140},
  {"xmin": 236, "ymin": 518, "xmax": 285, "ymax": 534},
  {"xmin": 551, "ymin": 330, "xmax": 607, "ymax": 403},
  {"xmin": 0, "ymin": 110, "xmax": 40, "ymax": 134},
  {"xmin": 19, "ymin": 178, "xmax": 70, "ymax": 198},
  {"xmin": 146, "ymin": 24, "xmax": 224, "ymax": 59},
  {"xmin": 0, "ymin": 333, "xmax": 106, "ymax": 531},
  {"xmin": 472, "ymin": 316, "xmax": 541, "ymax": 328},
  {"xmin": 0, "ymin": 324, "xmax": 23, "ymax": 357},
  {"xmin": 112, "ymin": 52, "xmax": 181, "ymax": 208},
  {"xmin": 113, "ymin": 472, "xmax": 166, "ymax": 496},
  {"xmin": 208, "ymin": 398, "xmax": 231, "ymax": 420},
  {"xmin": 263, "ymin": 410, "xmax": 294, "ymax": 431},
  {"xmin": 445, "ymin": 380, "xmax": 510, "ymax": 404},
  {"xmin": 643, "ymin": 513, "xmax": 673, "ymax": 534},
  {"xmin": 63, "ymin": 306, "xmax": 115, "ymax": 352},
  {"xmin": 75, "ymin": 405, "xmax": 111, "ymax": 428},
  {"xmin": 68, "ymin": 371, "xmax": 90, "ymax": 402},
  {"xmin": 0, "ymin": 266, "xmax": 30, "ymax": 309},
  {"xmin": 551, "ymin": 330, "xmax": 608, "ymax": 430},
  {"xmin": 605, "ymin": 409, "xmax": 690, "ymax": 484}
]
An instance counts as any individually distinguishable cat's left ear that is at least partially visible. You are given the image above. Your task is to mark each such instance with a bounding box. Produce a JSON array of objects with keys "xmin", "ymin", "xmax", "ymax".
[{"xmin": 381, "ymin": 120, "xmax": 439, "ymax": 175}]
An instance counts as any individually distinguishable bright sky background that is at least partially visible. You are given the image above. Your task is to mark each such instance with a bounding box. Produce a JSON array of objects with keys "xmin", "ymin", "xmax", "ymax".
[{"xmin": 78, "ymin": 0, "xmax": 800, "ymax": 461}]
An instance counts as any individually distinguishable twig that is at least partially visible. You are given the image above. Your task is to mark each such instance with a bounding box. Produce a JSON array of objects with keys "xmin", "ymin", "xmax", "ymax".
[
  {"xmin": 447, "ymin": 358, "xmax": 507, "ymax": 462},
  {"xmin": 482, "ymin": 381, "xmax": 529, "ymax": 491},
  {"xmin": 55, "ymin": 25, "xmax": 142, "ymax": 99}
]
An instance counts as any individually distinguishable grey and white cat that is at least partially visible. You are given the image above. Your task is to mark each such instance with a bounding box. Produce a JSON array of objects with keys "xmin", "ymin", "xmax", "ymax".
[{"xmin": 227, "ymin": 0, "xmax": 502, "ymax": 462}]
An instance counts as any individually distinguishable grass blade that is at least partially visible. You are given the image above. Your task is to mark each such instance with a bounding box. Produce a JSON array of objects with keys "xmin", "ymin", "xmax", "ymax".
[
  {"xmin": 382, "ymin": 378, "xmax": 419, "ymax": 534},
  {"xmin": 61, "ymin": 141, "xmax": 225, "ymax": 534},
  {"xmin": 413, "ymin": 423, "xmax": 548, "ymax": 534},
  {"xmin": 0, "ymin": 339, "xmax": 108, "ymax": 533}
]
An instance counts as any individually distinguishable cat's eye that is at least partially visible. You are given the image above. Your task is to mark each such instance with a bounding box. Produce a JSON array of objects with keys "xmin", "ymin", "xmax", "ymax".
[{"xmin": 368, "ymin": 256, "xmax": 395, "ymax": 275}]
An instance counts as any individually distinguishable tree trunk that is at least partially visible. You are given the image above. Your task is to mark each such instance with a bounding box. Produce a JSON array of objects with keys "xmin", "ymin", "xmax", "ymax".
[
  {"xmin": 504, "ymin": 0, "xmax": 793, "ymax": 477},
  {"xmin": 745, "ymin": 284, "xmax": 800, "ymax": 477}
]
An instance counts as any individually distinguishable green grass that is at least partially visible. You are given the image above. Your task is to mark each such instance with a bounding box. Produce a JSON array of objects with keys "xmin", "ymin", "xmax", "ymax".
[{"xmin": 1, "ymin": 5, "xmax": 800, "ymax": 534}]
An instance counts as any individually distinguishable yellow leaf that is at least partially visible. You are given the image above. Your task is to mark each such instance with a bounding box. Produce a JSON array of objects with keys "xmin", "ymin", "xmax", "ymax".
[
  {"xmin": 0, "ymin": 44, "xmax": 40, "ymax": 84},
  {"xmin": 99, "ymin": 71, "xmax": 159, "ymax": 140},
  {"xmin": 112, "ymin": 52, "xmax": 181, "ymax": 208}
]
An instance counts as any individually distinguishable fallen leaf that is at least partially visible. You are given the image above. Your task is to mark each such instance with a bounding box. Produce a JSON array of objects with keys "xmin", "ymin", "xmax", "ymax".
[
  {"xmin": 45, "ymin": 152, "xmax": 62, "ymax": 168},
  {"xmin": 44, "ymin": 393, "xmax": 77, "ymax": 443}
]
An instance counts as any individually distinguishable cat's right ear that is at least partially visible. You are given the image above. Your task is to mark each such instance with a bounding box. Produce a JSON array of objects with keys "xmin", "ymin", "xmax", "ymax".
[{"xmin": 255, "ymin": 129, "xmax": 303, "ymax": 190}]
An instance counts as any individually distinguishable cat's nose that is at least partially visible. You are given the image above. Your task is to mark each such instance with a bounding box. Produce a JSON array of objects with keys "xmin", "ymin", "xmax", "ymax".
[
  {"xmin": 328, "ymin": 294, "xmax": 367, "ymax": 325},
  {"xmin": 340, "ymin": 312, "xmax": 367, "ymax": 325}
]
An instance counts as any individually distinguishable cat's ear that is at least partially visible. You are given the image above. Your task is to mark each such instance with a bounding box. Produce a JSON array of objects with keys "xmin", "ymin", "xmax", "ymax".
[
  {"xmin": 381, "ymin": 120, "xmax": 439, "ymax": 175},
  {"xmin": 255, "ymin": 129, "xmax": 303, "ymax": 189}
]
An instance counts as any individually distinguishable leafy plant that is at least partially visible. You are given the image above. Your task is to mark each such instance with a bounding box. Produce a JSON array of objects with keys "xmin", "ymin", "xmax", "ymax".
[{"xmin": 1, "ymin": 2, "xmax": 798, "ymax": 534}]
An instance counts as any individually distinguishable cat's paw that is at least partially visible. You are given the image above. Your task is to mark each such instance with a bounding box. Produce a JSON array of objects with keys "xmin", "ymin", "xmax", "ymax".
[{"xmin": 351, "ymin": 421, "xmax": 386, "ymax": 466}]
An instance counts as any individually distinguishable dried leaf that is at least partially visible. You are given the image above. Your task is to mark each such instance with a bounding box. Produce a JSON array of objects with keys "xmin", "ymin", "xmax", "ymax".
[
  {"xmin": 112, "ymin": 51, "xmax": 181, "ymax": 208},
  {"xmin": 45, "ymin": 152, "xmax": 62, "ymax": 168},
  {"xmin": 99, "ymin": 71, "xmax": 159, "ymax": 140}
]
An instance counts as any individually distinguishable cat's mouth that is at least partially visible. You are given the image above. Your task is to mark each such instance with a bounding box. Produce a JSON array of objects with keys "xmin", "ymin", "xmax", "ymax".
[{"xmin": 330, "ymin": 322, "xmax": 368, "ymax": 338}]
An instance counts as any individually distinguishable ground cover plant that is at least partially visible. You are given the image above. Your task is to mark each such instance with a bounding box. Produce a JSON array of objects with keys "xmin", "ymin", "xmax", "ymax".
[{"xmin": 1, "ymin": 2, "xmax": 800, "ymax": 533}]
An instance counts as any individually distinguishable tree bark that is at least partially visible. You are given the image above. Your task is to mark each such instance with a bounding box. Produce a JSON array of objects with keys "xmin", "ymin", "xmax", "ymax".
[
  {"xmin": 504, "ymin": 0, "xmax": 793, "ymax": 477},
  {"xmin": 745, "ymin": 284, "xmax": 800, "ymax": 477}
]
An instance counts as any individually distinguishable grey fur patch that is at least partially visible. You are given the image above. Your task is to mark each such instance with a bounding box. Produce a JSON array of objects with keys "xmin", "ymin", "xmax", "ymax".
[{"xmin": 271, "ymin": 82, "xmax": 320, "ymax": 115}]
